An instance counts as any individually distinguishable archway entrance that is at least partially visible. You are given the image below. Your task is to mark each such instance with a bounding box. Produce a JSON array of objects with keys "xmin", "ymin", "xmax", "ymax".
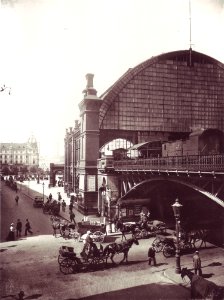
[{"xmin": 49, "ymin": 163, "xmax": 64, "ymax": 187}]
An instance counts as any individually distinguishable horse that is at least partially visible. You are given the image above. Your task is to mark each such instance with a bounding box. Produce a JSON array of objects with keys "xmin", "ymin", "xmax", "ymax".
[
  {"xmin": 180, "ymin": 267, "xmax": 224, "ymax": 299},
  {"xmin": 50, "ymin": 216, "xmax": 67, "ymax": 237},
  {"xmin": 103, "ymin": 237, "xmax": 139, "ymax": 264},
  {"xmin": 115, "ymin": 219, "xmax": 138, "ymax": 240}
]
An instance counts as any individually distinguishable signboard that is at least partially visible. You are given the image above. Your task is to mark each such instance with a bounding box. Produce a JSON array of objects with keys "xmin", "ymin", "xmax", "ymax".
[{"xmin": 87, "ymin": 175, "xmax": 96, "ymax": 191}]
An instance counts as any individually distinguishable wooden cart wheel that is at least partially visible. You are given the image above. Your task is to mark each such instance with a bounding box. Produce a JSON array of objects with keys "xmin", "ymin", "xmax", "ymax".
[
  {"xmin": 92, "ymin": 231, "xmax": 105, "ymax": 243},
  {"xmin": 59, "ymin": 258, "xmax": 74, "ymax": 275}
]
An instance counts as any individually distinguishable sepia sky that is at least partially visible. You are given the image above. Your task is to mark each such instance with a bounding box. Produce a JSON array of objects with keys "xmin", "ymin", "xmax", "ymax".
[{"xmin": 0, "ymin": 0, "xmax": 224, "ymax": 158}]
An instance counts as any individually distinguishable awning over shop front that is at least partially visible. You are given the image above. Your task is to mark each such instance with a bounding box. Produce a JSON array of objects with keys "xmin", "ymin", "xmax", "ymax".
[{"xmin": 117, "ymin": 198, "xmax": 150, "ymax": 206}]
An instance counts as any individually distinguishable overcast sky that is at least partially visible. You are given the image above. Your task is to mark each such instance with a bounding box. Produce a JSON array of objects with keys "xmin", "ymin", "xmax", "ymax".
[{"xmin": 0, "ymin": 0, "xmax": 224, "ymax": 158}]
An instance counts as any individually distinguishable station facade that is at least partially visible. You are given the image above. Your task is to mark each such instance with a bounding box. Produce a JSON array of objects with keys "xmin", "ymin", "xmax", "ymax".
[{"xmin": 64, "ymin": 49, "xmax": 224, "ymax": 218}]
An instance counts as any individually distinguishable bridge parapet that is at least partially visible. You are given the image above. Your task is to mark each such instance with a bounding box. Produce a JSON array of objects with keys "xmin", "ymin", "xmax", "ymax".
[{"xmin": 113, "ymin": 154, "xmax": 224, "ymax": 174}]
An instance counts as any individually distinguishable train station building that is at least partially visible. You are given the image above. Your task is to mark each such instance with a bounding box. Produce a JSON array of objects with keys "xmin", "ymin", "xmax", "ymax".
[{"xmin": 64, "ymin": 48, "xmax": 224, "ymax": 237}]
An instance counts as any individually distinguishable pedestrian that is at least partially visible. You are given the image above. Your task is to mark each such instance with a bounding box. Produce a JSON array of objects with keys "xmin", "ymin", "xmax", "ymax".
[
  {"xmin": 49, "ymin": 193, "xmax": 52, "ymax": 201},
  {"xmin": 69, "ymin": 211, "xmax": 76, "ymax": 223},
  {"xmin": 7, "ymin": 223, "xmax": 15, "ymax": 241},
  {"xmin": 15, "ymin": 195, "xmax": 19, "ymax": 205},
  {"xmin": 62, "ymin": 200, "xmax": 66, "ymax": 212},
  {"xmin": 69, "ymin": 201, "xmax": 73, "ymax": 213},
  {"xmin": 25, "ymin": 219, "xmax": 33, "ymax": 236},
  {"xmin": 148, "ymin": 244, "xmax": 156, "ymax": 266},
  {"xmin": 16, "ymin": 219, "xmax": 22, "ymax": 237},
  {"xmin": 193, "ymin": 250, "xmax": 202, "ymax": 276},
  {"xmin": 58, "ymin": 192, "xmax": 62, "ymax": 201}
]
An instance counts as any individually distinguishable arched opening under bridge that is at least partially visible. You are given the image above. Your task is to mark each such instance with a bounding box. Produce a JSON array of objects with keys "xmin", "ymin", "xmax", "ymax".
[{"xmin": 118, "ymin": 177, "xmax": 224, "ymax": 245}]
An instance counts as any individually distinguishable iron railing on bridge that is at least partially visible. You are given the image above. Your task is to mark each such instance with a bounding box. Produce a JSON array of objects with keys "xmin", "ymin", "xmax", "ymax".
[{"xmin": 113, "ymin": 154, "xmax": 224, "ymax": 173}]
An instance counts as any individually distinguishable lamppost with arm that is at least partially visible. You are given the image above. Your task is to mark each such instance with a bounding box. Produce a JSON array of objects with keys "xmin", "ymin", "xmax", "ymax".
[{"xmin": 171, "ymin": 198, "xmax": 183, "ymax": 274}]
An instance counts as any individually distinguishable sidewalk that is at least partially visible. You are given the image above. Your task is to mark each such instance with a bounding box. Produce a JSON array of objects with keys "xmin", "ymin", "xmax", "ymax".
[{"xmin": 163, "ymin": 246, "xmax": 224, "ymax": 288}]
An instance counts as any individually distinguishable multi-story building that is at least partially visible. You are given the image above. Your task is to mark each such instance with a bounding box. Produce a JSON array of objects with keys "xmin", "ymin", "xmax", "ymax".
[
  {"xmin": 0, "ymin": 134, "xmax": 39, "ymax": 175},
  {"xmin": 64, "ymin": 49, "xmax": 224, "ymax": 216}
]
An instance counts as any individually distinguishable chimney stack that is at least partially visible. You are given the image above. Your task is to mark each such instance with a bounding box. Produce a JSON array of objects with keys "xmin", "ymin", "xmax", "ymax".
[{"xmin": 83, "ymin": 73, "xmax": 97, "ymax": 97}]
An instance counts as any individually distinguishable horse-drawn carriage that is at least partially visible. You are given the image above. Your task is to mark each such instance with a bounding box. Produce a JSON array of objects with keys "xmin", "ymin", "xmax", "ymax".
[
  {"xmin": 116, "ymin": 219, "xmax": 167, "ymax": 240},
  {"xmin": 43, "ymin": 200, "xmax": 60, "ymax": 216},
  {"xmin": 58, "ymin": 245, "xmax": 106, "ymax": 274},
  {"xmin": 58, "ymin": 237, "xmax": 139, "ymax": 274},
  {"xmin": 77, "ymin": 221, "xmax": 107, "ymax": 243},
  {"xmin": 152, "ymin": 228, "xmax": 208, "ymax": 258}
]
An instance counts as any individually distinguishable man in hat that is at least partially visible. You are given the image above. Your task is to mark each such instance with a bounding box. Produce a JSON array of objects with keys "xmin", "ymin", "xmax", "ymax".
[
  {"xmin": 82, "ymin": 230, "xmax": 93, "ymax": 255},
  {"xmin": 148, "ymin": 244, "xmax": 156, "ymax": 266},
  {"xmin": 193, "ymin": 250, "xmax": 202, "ymax": 276},
  {"xmin": 16, "ymin": 219, "xmax": 22, "ymax": 237}
]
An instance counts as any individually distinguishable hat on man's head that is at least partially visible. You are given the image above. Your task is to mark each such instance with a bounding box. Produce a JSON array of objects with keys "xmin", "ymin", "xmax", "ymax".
[
  {"xmin": 195, "ymin": 251, "xmax": 199, "ymax": 253},
  {"xmin": 11, "ymin": 223, "xmax": 14, "ymax": 226},
  {"xmin": 87, "ymin": 230, "xmax": 91, "ymax": 234}
]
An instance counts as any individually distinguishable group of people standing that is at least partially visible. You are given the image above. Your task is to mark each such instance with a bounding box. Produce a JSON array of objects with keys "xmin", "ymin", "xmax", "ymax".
[{"xmin": 7, "ymin": 219, "xmax": 33, "ymax": 241}]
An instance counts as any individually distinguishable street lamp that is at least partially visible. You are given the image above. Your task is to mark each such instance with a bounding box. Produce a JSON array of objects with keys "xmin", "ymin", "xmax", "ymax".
[
  {"xmin": 171, "ymin": 198, "xmax": 183, "ymax": 274},
  {"xmin": 42, "ymin": 182, "xmax": 45, "ymax": 204},
  {"xmin": 105, "ymin": 186, "xmax": 112, "ymax": 233}
]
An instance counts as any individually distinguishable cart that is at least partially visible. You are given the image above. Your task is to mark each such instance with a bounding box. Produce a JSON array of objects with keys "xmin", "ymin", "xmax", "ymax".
[
  {"xmin": 133, "ymin": 220, "xmax": 167, "ymax": 239},
  {"xmin": 58, "ymin": 245, "xmax": 107, "ymax": 274},
  {"xmin": 77, "ymin": 221, "xmax": 107, "ymax": 243}
]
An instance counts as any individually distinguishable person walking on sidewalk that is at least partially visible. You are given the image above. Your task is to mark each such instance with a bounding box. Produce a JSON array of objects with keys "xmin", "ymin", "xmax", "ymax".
[
  {"xmin": 25, "ymin": 219, "xmax": 33, "ymax": 236},
  {"xmin": 15, "ymin": 195, "xmax": 19, "ymax": 205},
  {"xmin": 16, "ymin": 219, "xmax": 22, "ymax": 237},
  {"xmin": 69, "ymin": 201, "xmax": 73, "ymax": 213},
  {"xmin": 148, "ymin": 244, "xmax": 156, "ymax": 266},
  {"xmin": 58, "ymin": 192, "xmax": 62, "ymax": 201},
  {"xmin": 49, "ymin": 193, "xmax": 52, "ymax": 201},
  {"xmin": 62, "ymin": 200, "xmax": 66, "ymax": 212},
  {"xmin": 193, "ymin": 250, "xmax": 202, "ymax": 276},
  {"xmin": 69, "ymin": 211, "xmax": 76, "ymax": 224}
]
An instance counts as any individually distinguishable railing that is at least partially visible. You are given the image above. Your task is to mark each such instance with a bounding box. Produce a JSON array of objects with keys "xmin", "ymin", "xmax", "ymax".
[{"xmin": 113, "ymin": 154, "xmax": 224, "ymax": 173}]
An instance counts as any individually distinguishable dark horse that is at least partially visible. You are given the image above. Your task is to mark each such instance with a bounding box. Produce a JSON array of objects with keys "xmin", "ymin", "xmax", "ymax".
[
  {"xmin": 103, "ymin": 237, "xmax": 139, "ymax": 264},
  {"xmin": 181, "ymin": 267, "xmax": 224, "ymax": 299},
  {"xmin": 115, "ymin": 219, "xmax": 138, "ymax": 240}
]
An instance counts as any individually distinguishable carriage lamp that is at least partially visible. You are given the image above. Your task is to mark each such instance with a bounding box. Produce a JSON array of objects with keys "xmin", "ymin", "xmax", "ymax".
[
  {"xmin": 42, "ymin": 182, "xmax": 45, "ymax": 204},
  {"xmin": 172, "ymin": 198, "xmax": 183, "ymax": 274}
]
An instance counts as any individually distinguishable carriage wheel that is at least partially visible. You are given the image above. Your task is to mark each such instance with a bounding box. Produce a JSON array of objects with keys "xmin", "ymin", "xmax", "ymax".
[
  {"xmin": 98, "ymin": 258, "xmax": 106, "ymax": 269},
  {"xmin": 193, "ymin": 238, "xmax": 203, "ymax": 249},
  {"xmin": 152, "ymin": 237, "xmax": 163, "ymax": 253},
  {"xmin": 133, "ymin": 228, "xmax": 142, "ymax": 239},
  {"xmin": 141, "ymin": 229, "xmax": 148, "ymax": 238},
  {"xmin": 88, "ymin": 257, "xmax": 98, "ymax": 271},
  {"xmin": 93, "ymin": 231, "xmax": 105, "ymax": 243},
  {"xmin": 59, "ymin": 258, "xmax": 74, "ymax": 274},
  {"xmin": 58, "ymin": 254, "xmax": 64, "ymax": 264},
  {"xmin": 163, "ymin": 244, "xmax": 175, "ymax": 258},
  {"xmin": 182, "ymin": 241, "xmax": 192, "ymax": 252}
]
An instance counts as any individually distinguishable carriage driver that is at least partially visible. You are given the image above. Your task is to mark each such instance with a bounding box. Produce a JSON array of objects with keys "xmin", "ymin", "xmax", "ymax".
[{"xmin": 82, "ymin": 230, "xmax": 93, "ymax": 254}]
